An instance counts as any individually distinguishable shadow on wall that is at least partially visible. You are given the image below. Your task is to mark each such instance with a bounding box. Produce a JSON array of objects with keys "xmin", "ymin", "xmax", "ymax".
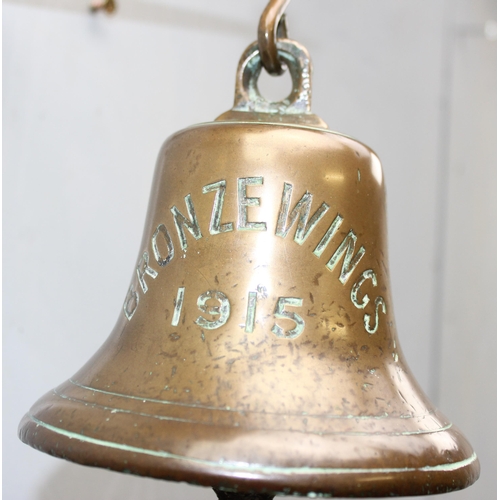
[{"xmin": 37, "ymin": 460, "xmax": 213, "ymax": 500}]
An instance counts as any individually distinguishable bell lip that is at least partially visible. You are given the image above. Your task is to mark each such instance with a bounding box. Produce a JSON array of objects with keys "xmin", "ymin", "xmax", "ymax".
[
  {"xmin": 19, "ymin": 412, "xmax": 480, "ymax": 497},
  {"xmin": 175, "ymin": 120, "xmax": 379, "ymax": 159},
  {"xmin": 19, "ymin": 386, "xmax": 480, "ymax": 497}
]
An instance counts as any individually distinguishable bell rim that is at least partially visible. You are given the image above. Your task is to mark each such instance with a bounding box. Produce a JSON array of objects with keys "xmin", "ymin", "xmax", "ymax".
[{"xmin": 19, "ymin": 386, "xmax": 480, "ymax": 497}]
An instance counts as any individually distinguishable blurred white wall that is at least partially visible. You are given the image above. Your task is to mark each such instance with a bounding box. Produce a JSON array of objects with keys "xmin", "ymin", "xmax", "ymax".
[{"xmin": 3, "ymin": 0, "xmax": 496, "ymax": 498}]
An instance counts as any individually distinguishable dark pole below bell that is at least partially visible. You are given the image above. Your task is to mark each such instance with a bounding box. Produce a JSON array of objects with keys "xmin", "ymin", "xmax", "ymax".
[{"xmin": 213, "ymin": 489, "xmax": 275, "ymax": 500}]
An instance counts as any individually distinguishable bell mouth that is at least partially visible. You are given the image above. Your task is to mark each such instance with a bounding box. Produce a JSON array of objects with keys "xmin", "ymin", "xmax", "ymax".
[{"xmin": 20, "ymin": 378, "xmax": 478, "ymax": 497}]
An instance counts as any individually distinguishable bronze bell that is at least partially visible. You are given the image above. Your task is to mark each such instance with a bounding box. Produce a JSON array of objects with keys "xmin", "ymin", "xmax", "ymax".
[{"xmin": 19, "ymin": 3, "xmax": 479, "ymax": 498}]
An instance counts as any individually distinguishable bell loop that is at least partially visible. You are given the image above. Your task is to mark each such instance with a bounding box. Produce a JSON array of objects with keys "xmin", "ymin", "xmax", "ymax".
[
  {"xmin": 216, "ymin": 39, "xmax": 327, "ymax": 128},
  {"xmin": 235, "ymin": 40, "xmax": 310, "ymax": 114}
]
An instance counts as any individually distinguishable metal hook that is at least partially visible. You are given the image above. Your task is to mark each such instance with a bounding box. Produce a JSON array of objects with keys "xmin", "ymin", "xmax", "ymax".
[
  {"xmin": 89, "ymin": 0, "xmax": 116, "ymax": 14},
  {"xmin": 258, "ymin": 0, "xmax": 291, "ymax": 76}
]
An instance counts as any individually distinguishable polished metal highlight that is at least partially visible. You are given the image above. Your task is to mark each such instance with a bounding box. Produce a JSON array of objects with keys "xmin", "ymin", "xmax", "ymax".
[
  {"xmin": 171, "ymin": 194, "xmax": 203, "ymax": 251},
  {"xmin": 152, "ymin": 223, "xmax": 175, "ymax": 267},
  {"xmin": 195, "ymin": 290, "xmax": 231, "ymax": 330},
  {"xmin": 237, "ymin": 177, "xmax": 267, "ymax": 231},
  {"xmin": 275, "ymin": 183, "xmax": 330, "ymax": 245},
  {"xmin": 245, "ymin": 291, "xmax": 258, "ymax": 333},
  {"xmin": 313, "ymin": 214, "xmax": 343, "ymax": 258},
  {"xmin": 203, "ymin": 180, "xmax": 234, "ymax": 235},
  {"xmin": 136, "ymin": 251, "xmax": 158, "ymax": 293},
  {"xmin": 351, "ymin": 269, "xmax": 377, "ymax": 309},
  {"xmin": 172, "ymin": 287, "xmax": 185, "ymax": 327}
]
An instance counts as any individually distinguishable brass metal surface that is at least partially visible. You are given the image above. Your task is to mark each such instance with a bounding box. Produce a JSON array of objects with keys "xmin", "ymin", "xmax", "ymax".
[
  {"xmin": 19, "ymin": 20, "xmax": 479, "ymax": 500},
  {"xmin": 258, "ymin": 0, "xmax": 290, "ymax": 75},
  {"xmin": 89, "ymin": 0, "xmax": 116, "ymax": 14},
  {"xmin": 216, "ymin": 40, "xmax": 327, "ymax": 128}
]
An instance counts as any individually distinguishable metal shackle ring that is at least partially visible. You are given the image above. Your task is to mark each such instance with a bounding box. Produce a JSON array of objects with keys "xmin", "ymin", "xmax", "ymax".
[{"xmin": 232, "ymin": 39, "xmax": 312, "ymax": 116}]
